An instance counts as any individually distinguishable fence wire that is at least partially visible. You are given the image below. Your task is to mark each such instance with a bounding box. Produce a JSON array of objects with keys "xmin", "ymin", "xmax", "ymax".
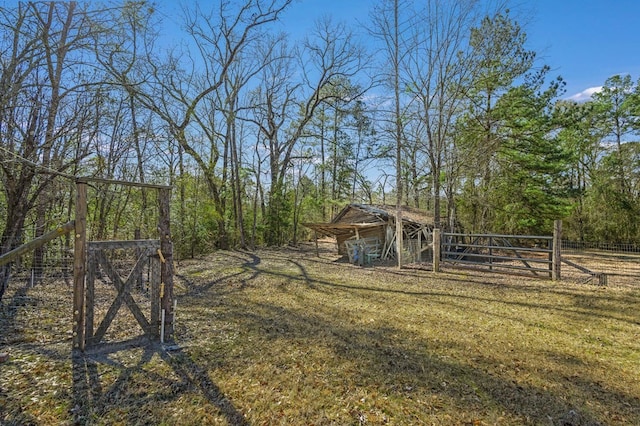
[{"xmin": 561, "ymin": 240, "xmax": 640, "ymax": 287}]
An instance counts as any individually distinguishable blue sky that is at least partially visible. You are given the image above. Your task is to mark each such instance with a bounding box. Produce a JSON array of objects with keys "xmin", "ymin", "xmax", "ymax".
[
  {"xmin": 5, "ymin": 0, "xmax": 634, "ymax": 102},
  {"xmin": 273, "ymin": 0, "xmax": 640, "ymax": 102},
  {"xmin": 528, "ymin": 0, "xmax": 640, "ymax": 101}
]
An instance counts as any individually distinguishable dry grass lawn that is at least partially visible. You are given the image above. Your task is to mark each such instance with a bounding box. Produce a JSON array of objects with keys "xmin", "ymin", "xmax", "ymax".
[{"xmin": 1, "ymin": 243, "xmax": 639, "ymax": 425}]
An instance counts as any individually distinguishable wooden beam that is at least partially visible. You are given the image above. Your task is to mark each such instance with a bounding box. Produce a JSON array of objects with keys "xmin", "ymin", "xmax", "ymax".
[
  {"xmin": 552, "ymin": 220, "xmax": 562, "ymax": 281},
  {"xmin": 433, "ymin": 228, "xmax": 441, "ymax": 273},
  {"xmin": 87, "ymin": 239, "xmax": 160, "ymax": 251},
  {"xmin": 85, "ymin": 250, "xmax": 96, "ymax": 346},
  {"xmin": 150, "ymin": 255, "xmax": 161, "ymax": 339},
  {"xmin": 561, "ymin": 257, "xmax": 594, "ymax": 275},
  {"xmin": 158, "ymin": 188, "xmax": 174, "ymax": 342},
  {"xmin": 302, "ymin": 222, "xmax": 384, "ymax": 229},
  {"xmin": 76, "ymin": 176, "xmax": 171, "ymax": 190},
  {"xmin": 0, "ymin": 221, "xmax": 74, "ymax": 267},
  {"xmin": 396, "ymin": 209, "xmax": 403, "ymax": 269},
  {"xmin": 73, "ymin": 182, "xmax": 87, "ymax": 351}
]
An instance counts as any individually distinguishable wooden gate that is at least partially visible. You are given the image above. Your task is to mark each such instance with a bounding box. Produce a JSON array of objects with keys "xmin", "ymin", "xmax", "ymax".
[
  {"xmin": 73, "ymin": 178, "xmax": 174, "ymax": 352},
  {"xmin": 84, "ymin": 239, "xmax": 161, "ymax": 348}
]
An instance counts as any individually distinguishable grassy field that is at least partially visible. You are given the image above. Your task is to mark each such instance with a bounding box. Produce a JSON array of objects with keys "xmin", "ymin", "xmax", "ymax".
[{"xmin": 1, "ymin": 244, "xmax": 639, "ymax": 425}]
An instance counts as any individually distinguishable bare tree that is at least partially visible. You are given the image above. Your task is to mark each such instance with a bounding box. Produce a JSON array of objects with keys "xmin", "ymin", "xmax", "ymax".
[
  {"xmin": 404, "ymin": 0, "xmax": 482, "ymax": 230},
  {"xmin": 246, "ymin": 16, "xmax": 368, "ymax": 245},
  {"xmin": 0, "ymin": 2, "xmax": 100, "ymax": 300},
  {"xmin": 217, "ymin": 32, "xmax": 291, "ymax": 249},
  {"xmin": 96, "ymin": 1, "xmax": 163, "ymax": 228},
  {"xmin": 370, "ymin": 0, "xmax": 412, "ymax": 267},
  {"xmin": 122, "ymin": 0, "xmax": 292, "ymax": 250}
]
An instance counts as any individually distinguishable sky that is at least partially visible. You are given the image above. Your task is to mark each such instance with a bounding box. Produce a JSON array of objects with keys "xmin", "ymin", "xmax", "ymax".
[
  {"xmin": 3, "ymin": 0, "xmax": 636, "ymax": 102},
  {"xmin": 267, "ymin": 0, "xmax": 640, "ymax": 102},
  {"xmin": 526, "ymin": 0, "xmax": 640, "ymax": 101}
]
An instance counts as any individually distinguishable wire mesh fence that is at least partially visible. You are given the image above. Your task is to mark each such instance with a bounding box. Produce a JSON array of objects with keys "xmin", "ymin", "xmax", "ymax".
[
  {"xmin": 0, "ymin": 239, "xmax": 74, "ymax": 288},
  {"xmin": 0, "ymin": 244, "xmax": 157, "ymax": 350},
  {"xmin": 561, "ymin": 240, "xmax": 640, "ymax": 287},
  {"xmin": 396, "ymin": 230, "xmax": 639, "ymax": 288}
]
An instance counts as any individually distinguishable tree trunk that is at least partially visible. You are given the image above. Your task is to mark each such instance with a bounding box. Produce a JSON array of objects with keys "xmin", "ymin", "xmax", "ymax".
[
  {"xmin": 32, "ymin": 2, "xmax": 76, "ymax": 285},
  {"xmin": 229, "ymin": 97, "xmax": 247, "ymax": 249},
  {"xmin": 0, "ymin": 198, "xmax": 30, "ymax": 301},
  {"xmin": 320, "ymin": 110, "xmax": 327, "ymax": 221},
  {"xmin": 393, "ymin": 0, "xmax": 403, "ymax": 268}
]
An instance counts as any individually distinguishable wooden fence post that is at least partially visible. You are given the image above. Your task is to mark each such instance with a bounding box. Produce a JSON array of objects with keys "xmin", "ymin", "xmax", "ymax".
[
  {"xmin": 150, "ymin": 251, "xmax": 161, "ymax": 339},
  {"xmin": 552, "ymin": 220, "xmax": 562, "ymax": 281},
  {"xmin": 396, "ymin": 208, "xmax": 403, "ymax": 269},
  {"xmin": 158, "ymin": 188, "xmax": 174, "ymax": 342},
  {"xmin": 85, "ymin": 249, "xmax": 96, "ymax": 347},
  {"xmin": 433, "ymin": 228, "xmax": 441, "ymax": 273},
  {"xmin": 488, "ymin": 236, "xmax": 493, "ymax": 271},
  {"xmin": 134, "ymin": 228, "xmax": 143, "ymax": 290},
  {"xmin": 73, "ymin": 181, "xmax": 87, "ymax": 351}
]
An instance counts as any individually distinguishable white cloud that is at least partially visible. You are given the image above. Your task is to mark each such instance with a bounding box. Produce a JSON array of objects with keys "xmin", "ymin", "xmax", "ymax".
[{"xmin": 566, "ymin": 86, "xmax": 603, "ymax": 102}]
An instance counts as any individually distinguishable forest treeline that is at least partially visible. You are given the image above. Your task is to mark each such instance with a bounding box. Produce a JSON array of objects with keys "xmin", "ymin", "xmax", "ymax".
[{"xmin": 1, "ymin": 1, "xmax": 639, "ymax": 297}]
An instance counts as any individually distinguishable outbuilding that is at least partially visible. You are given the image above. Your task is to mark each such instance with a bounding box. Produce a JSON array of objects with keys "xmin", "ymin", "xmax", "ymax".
[{"xmin": 304, "ymin": 203, "xmax": 433, "ymax": 264}]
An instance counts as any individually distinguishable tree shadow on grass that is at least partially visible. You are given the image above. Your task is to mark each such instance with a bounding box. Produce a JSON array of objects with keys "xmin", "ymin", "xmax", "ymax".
[
  {"xmin": 183, "ymin": 249, "xmax": 639, "ymax": 423},
  {"xmin": 0, "ymin": 281, "xmax": 38, "ymax": 334},
  {"xmin": 174, "ymin": 249, "xmax": 639, "ymax": 422},
  {"xmin": 71, "ymin": 338, "xmax": 248, "ymax": 425},
  {"xmin": 233, "ymin": 250, "xmax": 640, "ymax": 328},
  {"xmin": 213, "ymin": 295, "xmax": 632, "ymax": 425},
  {"xmin": 179, "ymin": 251, "xmax": 262, "ymax": 296}
]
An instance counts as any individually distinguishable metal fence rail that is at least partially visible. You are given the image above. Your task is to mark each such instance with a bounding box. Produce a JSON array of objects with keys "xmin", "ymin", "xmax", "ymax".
[
  {"xmin": 441, "ymin": 232, "xmax": 555, "ymax": 277},
  {"xmin": 430, "ymin": 230, "xmax": 637, "ymax": 286}
]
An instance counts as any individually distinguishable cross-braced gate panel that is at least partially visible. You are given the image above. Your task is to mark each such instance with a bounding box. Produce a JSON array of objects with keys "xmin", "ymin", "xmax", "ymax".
[{"xmin": 84, "ymin": 240, "xmax": 161, "ymax": 348}]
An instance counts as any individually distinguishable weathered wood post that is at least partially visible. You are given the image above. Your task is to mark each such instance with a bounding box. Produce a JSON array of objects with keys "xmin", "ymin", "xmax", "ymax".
[
  {"xmin": 488, "ymin": 236, "xmax": 493, "ymax": 271},
  {"xmin": 150, "ymin": 251, "xmax": 161, "ymax": 339},
  {"xmin": 73, "ymin": 180, "xmax": 87, "ymax": 351},
  {"xmin": 158, "ymin": 188, "xmax": 174, "ymax": 341},
  {"xmin": 396, "ymin": 208, "xmax": 403, "ymax": 269},
  {"xmin": 418, "ymin": 226, "xmax": 422, "ymax": 262},
  {"xmin": 85, "ymin": 248, "xmax": 95, "ymax": 347},
  {"xmin": 552, "ymin": 220, "xmax": 562, "ymax": 281},
  {"xmin": 433, "ymin": 228, "xmax": 441, "ymax": 273},
  {"xmin": 134, "ymin": 228, "xmax": 143, "ymax": 291}
]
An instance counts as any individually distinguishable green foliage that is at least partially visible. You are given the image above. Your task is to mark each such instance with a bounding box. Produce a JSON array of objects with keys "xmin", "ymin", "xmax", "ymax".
[
  {"xmin": 489, "ymin": 69, "xmax": 572, "ymax": 235},
  {"xmin": 469, "ymin": 11, "xmax": 536, "ymax": 96},
  {"xmin": 264, "ymin": 182, "xmax": 294, "ymax": 246},
  {"xmin": 456, "ymin": 11, "xmax": 540, "ymax": 232},
  {"xmin": 558, "ymin": 76, "xmax": 640, "ymax": 243},
  {"xmin": 173, "ymin": 173, "xmax": 221, "ymax": 259},
  {"xmin": 591, "ymin": 74, "xmax": 637, "ymax": 143},
  {"xmin": 457, "ymin": 51, "xmax": 574, "ymax": 235},
  {"xmin": 585, "ymin": 142, "xmax": 640, "ymax": 242}
]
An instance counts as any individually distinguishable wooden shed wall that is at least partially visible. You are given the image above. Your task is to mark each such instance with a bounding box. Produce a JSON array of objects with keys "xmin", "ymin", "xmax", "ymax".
[{"xmin": 336, "ymin": 226, "xmax": 386, "ymax": 255}]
